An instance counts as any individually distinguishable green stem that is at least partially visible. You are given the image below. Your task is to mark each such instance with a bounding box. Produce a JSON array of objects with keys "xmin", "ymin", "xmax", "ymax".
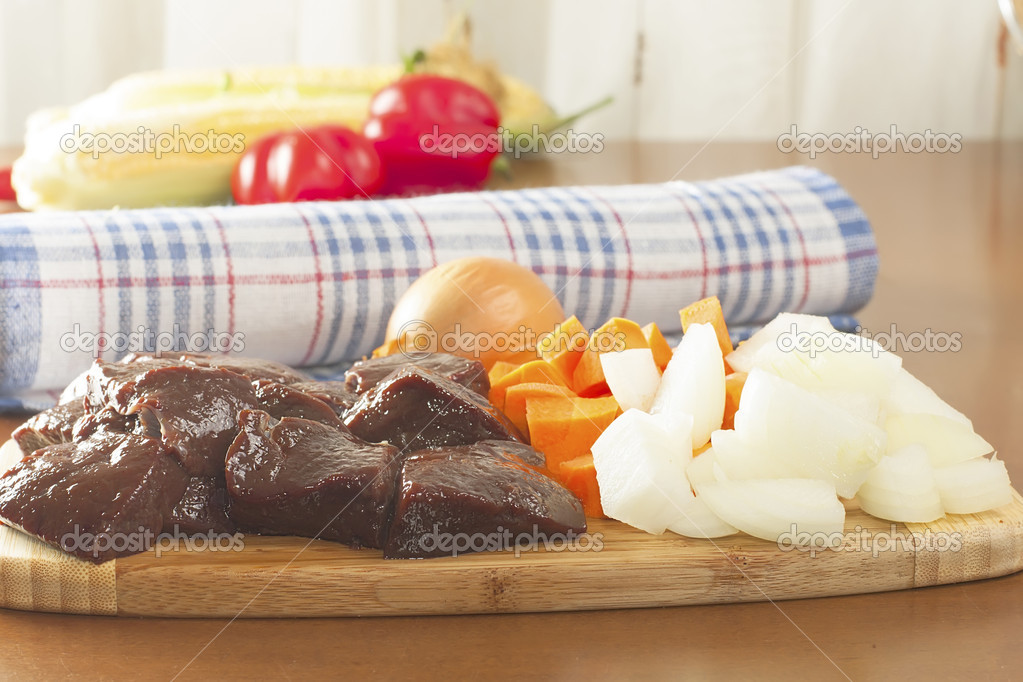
[{"xmin": 539, "ymin": 95, "xmax": 614, "ymax": 134}]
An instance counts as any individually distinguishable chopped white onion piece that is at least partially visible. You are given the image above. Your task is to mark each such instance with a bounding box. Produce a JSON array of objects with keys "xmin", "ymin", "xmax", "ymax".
[
  {"xmin": 710, "ymin": 428, "xmax": 783, "ymax": 480},
  {"xmin": 692, "ymin": 477, "xmax": 846, "ymax": 545},
  {"xmin": 883, "ymin": 366, "xmax": 972, "ymax": 428},
  {"xmin": 730, "ymin": 369, "xmax": 886, "ymax": 498},
  {"xmin": 760, "ymin": 333, "xmax": 901, "ymax": 402},
  {"xmin": 885, "ymin": 413, "xmax": 993, "ymax": 467},
  {"xmin": 809, "ymin": 388, "xmax": 883, "ymax": 425},
  {"xmin": 727, "ymin": 313, "xmax": 902, "ymax": 404},
  {"xmin": 856, "ymin": 444, "xmax": 944, "ymax": 523},
  {"xmin": 933, "ymin": 456, "xmax": 1013, "ymax": 515},
  {"xmin": 666, "ymin": 449, "xmax": 738, "ymax": 539},
  {"xmin": 599, "ymin": 348, "xmax": 661, "ymax": 413},
  {"xmin": 685, "ymin": 448, "xmax": 723, "ymax": 488},
  {"xmin": 726, "ymin": 313, "xmax": 837, "ymax": 374},
  {"xmin": 591, "ymin": 409, "xmax": 694, "ymax": 534},
  {"xmin": 665, "ymin": 497, "xmax": 739, "ymax": 539},
  {"xmin": 651, "ymin": 322, "xmax": 725, "ymax": 449}
]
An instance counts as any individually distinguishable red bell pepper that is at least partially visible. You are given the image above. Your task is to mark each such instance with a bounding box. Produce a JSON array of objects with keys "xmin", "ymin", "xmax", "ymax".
[
  {"xmin": 231, "ymin": 125, "xmax": 383, "ymax": 205},
  {"xmin": 363, "ymin": 75, "xmax": 501, "ymax": 196},
  {"xmin": 0, "ymin": 167, "xmax": 15, "ymax": 202}
]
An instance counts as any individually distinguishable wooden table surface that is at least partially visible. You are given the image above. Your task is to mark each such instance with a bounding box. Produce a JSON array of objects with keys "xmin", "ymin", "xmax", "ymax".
[{"xmin": 0, "ymin": 141, "xmax": 1021, "ymax": 680}]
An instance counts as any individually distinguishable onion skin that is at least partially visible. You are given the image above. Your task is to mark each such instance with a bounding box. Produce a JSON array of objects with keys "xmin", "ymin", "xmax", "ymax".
[{"xmin": 385, "ymin": 257, "xmax": 566, "ymax": 370}]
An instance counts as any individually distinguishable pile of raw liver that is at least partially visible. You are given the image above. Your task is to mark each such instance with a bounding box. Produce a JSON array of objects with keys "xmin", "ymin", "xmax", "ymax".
[{"xmin": 0, "ymin": 352, "xmax": 585, "ymax": 563}]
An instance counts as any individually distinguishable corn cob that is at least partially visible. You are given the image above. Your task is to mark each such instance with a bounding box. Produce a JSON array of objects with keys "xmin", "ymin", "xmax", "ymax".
[
  {"xmin": 105, "ymin": 65, "xmax": 405, "ymax": 108},
  {"xmin": 12, "ymin": 66, "xmax": 401, "ymax": 211}
]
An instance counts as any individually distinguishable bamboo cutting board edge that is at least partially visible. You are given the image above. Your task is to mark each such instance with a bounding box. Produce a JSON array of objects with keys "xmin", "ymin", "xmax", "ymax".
[{"xmin": 0, "ymin": 490, "xmax": 1019, "ymax": 618}]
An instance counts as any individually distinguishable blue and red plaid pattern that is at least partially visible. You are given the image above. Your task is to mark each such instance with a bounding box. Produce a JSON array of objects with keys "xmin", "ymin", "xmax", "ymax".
[{"xmin": 0, "ymin": 166, "xmax": 877, "ymax": 411}]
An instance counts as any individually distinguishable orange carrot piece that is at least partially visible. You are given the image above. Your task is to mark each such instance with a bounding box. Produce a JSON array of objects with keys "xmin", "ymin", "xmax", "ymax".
[
  {"xmin": 572, "ymin": 317, "xmax": 649, "ymax": 397},
  {"xmin": 538, "ymin": 315, "xmax": 589, "ymax": 384},
  {"xmin": 722, "ymin": 371, "xmax": 748, "ymax": 430},
  {"xmin": 488, "ymin": 360, "xmax": 520, "ymax": 386},
  {"xmin": 489, "ymin": 360, "xmax": 570, "ymax": 412},
  {"xmin": 525, "ymin": 394, "xmax": 620, "ymax": 473},
  {"xmin": 503, "ymin": 382, "xmax": 577, "ymax": 441},
  {"xmin": 679, "ymin": 295, "xmax": 733, "ymax": 361},
  {"xmin": 571, "ymin": 355, "xmax": 607, "ymax": 398},
  {"xmin": 371, "ymin": 338, "xmax": 401, "ymax": 358},
  {"xmin": 558, "ymin": 454, "xmax": 607, "ymax": 518},
  {"xmin": 641, "ymin": 322, "xmax": 674, "ymax": 371}
]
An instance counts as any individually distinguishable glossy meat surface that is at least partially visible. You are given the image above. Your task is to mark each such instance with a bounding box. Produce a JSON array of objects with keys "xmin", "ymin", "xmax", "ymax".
[
  {"xmin": 384, "ymin": 444, "xmax": 586, "ymax": 559},
  {"xmin": 344, "ymin": 366, "xmax": 522, "ymax": 452},
  {"xmin": 71, "ymin": 406, "xmax": 135, "ymax": 441},
  {"xmin": 3, "ymin": 353, "xmax": 588, "ymax": 563},
  {"xmin": 288, "ymin": 381, "xmax": 358, "ymax": 416},
  {"xmin": 103, "ymin": 365, "xmax": 259, "ymax": 476},
  {"xmin": 83, "ymin": 358, "xmax": 177, "ymax": 413},
  {"xmin": 12, "ymin": 401, "xmax": 86, "ymax": 454},
  {"xmin": 126, "ymin": 352, "xmax": 310, "ymax": 385},
  {"xmin": 253, "ymin": 380, "xmax": 345, "ymax": 428},
  {"xmin": 345, "ymin": 353, "xmax": 489, "ymax": 397},
  {"xmin": 0, "ymin": 431, "xmax": 189, "ymax": 563},
  {"xmin": 452, "ymin": 439, "xmax": 548, "ymax": 470},
  {"xmin": 167, "ymin": 476, "xmax": 236, "ymax": 535},
  {"xmin": 225, "ymin": 411, "xmax": 400, "ymax": 548}
]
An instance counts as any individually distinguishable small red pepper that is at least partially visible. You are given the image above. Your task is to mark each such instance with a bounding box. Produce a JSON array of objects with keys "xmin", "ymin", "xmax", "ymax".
[
  {"xmin": 363, "ymin": 75, "xmax": 501, "ymax": 196},
  {"xmin": 0, "ymin": 166, "xmax": 15, "ymax": 202},
  {"xmin": 231, "ymin": 125, "xmax": 383, "ymax": 205}
]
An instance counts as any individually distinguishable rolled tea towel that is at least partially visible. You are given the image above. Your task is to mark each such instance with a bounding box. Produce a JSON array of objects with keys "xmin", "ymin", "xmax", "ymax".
[{"xmin": 0, "ymin": 165, "xmax": 876, "ymax": 409}]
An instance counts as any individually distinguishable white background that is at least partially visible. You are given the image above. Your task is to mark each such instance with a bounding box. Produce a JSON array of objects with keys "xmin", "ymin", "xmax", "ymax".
[{"xmin": 0, "ymin": 0, "xmax": 1020, "ymax": 145}]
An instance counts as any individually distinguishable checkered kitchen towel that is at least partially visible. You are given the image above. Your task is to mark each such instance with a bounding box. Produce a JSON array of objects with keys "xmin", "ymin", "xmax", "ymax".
[{"xmin": 0, "ymin": 166, "xmax": 877, "ymax": 411}]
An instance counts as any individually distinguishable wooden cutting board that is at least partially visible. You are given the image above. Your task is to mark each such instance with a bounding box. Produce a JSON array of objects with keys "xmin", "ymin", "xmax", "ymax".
[{"xmin": 1, "ymin": 484, "xmax": 1020, "ymax": 618}]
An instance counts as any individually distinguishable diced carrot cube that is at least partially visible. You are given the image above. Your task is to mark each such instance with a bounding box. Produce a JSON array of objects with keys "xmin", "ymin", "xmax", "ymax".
[
  {"xmin": 641, "ymin": 322, "xmax": 674, "ymax": 371},
  {"xmin": 525, "ymin": 394, "xmax": 620, "ymax": 473},
  {"xmin": 558, "ymin": 454, "xmax": 607, "ymax": 518},
  {"xmin": 503, "ymin": 382, "xmax": 577, "ymax": 441},
  {"xmin": 538, "ymin": 315, "xmax": 589, "ymax": 383},
  {"xmin": 722, "ymin": 371, "xmax": 748, "ymax": 430},
  {"xmin": 679, "ymin": 295, "xmax": 733, "ymax": 361},
  {"xmin": 488, "ymin": 360, "xmax": 520, "ymax": 387},
  {"xmin": 489, "ymin": 360, "xmax": 570, "ymax": 412},
  {"xmin": 371, "ymin": 338, "xmax": 401, "ymax": 358},
  {"xmin": 572, "ymin": 317, "xmax": 649, "ymax": 397}
]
